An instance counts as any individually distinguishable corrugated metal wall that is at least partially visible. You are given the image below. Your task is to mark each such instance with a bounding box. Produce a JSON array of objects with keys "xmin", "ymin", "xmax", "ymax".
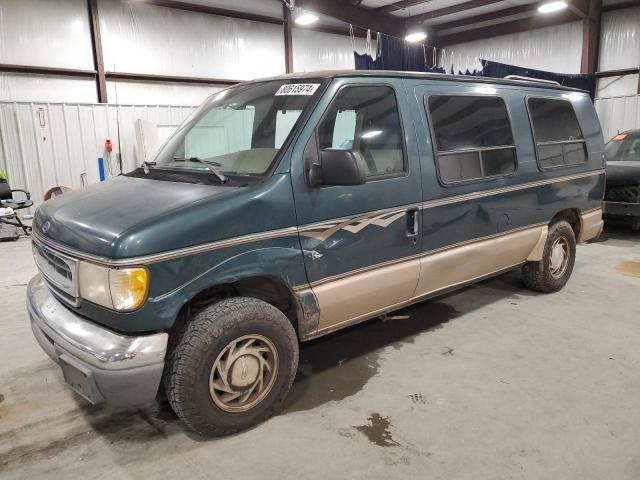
[
  {"xmin": 0, "ymin": 102, "xmax": 195, "ymax": 210},
  {"xmin": 440, "ymin": 22, "xmax": 584, "ymax": 74},
  {"xmin": 595, "ymin": 95, "xmax": 640, "ymax": 141},
  {"xmin": 0, "ymin": 0, "xmax": 362, "ymax": 105},
  {"xmin": 595, "ymin": 7, "xmax": 640, "ymax": 137}
]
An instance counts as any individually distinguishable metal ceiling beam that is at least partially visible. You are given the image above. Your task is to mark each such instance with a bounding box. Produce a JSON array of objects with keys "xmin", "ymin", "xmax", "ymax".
[
  {"xmin": 433, "ymin": 4, "xmax": 538, "ymax": 32},
  {"xmin": 437, "ymin": 8, "xmax": 579, "ymax": 45},
  {"xmin": 377, "ymin": 0, "xmax": 436, "ymax": 14},
  {"xmin": 432, "ymin": 0, "xmax": 588, "ymax": 34},
  {"xmin": 139, "ymin": 0, "xmax": 284, "ymax": 25},
  {"xmin": 297, "ymin": 0, "xmax": 406, "ymax": 37},
  {"xmin": 602, "ymin": 0, "xmax": 640, "ymax": 11},
  {"xmin": 140, "ymin": 0, "xmax": 373, "ymax": 38},
  {"xmin": 405, "ymin": 0, "xmax": 506, "ymax": 25},
  {"xmin": 566, "ymin": 0, "xmax": 590, "ymax": 18}
]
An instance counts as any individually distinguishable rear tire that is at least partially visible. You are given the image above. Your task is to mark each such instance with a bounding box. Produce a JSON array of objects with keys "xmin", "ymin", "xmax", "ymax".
[
  {"xmin": 522, "ymin": 220, "xmax": 576, "ymax": 293},
  {"xmin": 165, "ymin": 297, "xmax": 298, "ymax": 437}
]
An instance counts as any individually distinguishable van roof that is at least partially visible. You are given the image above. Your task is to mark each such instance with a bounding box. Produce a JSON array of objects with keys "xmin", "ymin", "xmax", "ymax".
[{"xmin": 258, "ymin": 70, "xmax": 587, "ymax": 94}]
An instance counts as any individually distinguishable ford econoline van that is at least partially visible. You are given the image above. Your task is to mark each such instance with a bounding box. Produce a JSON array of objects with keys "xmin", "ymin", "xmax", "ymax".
[{"xmin": 27, "ymin": 71, "xmax": 605, "ymax": 436}]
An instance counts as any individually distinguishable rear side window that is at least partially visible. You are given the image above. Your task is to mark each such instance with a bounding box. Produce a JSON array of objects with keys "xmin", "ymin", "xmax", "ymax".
[
  {"xmin": 527, "ymin": 98, "xmax": 587, "ymax": 169},
  {"xmin": 318, "ymin": 85, "xmax": 405, "ymax": 178},
  {"xmin": 427, "ymin": 95, "xmax": 517, "ymax": 184}
]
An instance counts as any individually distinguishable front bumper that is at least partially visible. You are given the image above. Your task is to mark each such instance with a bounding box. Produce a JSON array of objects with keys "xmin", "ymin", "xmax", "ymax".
[
  {"xmin": 603, "ymin": 200, "xmax": 640, "ymax": 217},
  {"xmin": 27, "ymin": 274, "xmax": 168, "ymax": 406}
]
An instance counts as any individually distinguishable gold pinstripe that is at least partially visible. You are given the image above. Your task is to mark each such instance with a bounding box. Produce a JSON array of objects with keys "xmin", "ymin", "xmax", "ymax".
[{"xmin": 32, "ymin": 169, "xmax": 603, "ymax": 267}]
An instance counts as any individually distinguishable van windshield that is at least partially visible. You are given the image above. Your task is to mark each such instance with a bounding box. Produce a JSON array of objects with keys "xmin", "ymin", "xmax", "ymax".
[
  {"xmin": 152, "ymin": 80, "xmax": 325, "ymax": 177},
  {"xmin": 605, "ymin": 133, "xmax": 640, "ymax": 162}
]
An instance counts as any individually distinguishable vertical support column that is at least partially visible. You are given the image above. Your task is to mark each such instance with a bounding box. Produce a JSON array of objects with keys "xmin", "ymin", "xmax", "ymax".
[
  {"xmin": 283, "ymin": 4, "xmax": 294, "ymax": 74},
  {"xmin": 580, "ymin": 0, "xmax": 602, "ymax": 74},
  {"xmin": 88, "ymin": 0, "xmax": 108, "ymax": 103}
]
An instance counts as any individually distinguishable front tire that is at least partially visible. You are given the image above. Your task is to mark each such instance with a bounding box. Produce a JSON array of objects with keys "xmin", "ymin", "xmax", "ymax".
[
  {"xmin": 522, "ymin": 220, "xmax": 576, "ymax": 293},
  {"xmin": 165, "ymin": 297, "xmax": 298, "ymax": 436}
]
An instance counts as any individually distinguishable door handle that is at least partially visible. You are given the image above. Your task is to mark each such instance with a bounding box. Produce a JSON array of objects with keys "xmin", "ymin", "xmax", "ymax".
[{"xmin": 406, "ymin": 209, "xmax": 419, "ymax": 237}]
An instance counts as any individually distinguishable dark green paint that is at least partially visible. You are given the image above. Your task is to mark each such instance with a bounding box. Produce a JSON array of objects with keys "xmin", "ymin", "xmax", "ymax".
[{"xmin": 33, "ymin": 73, "xmax": 605, "ymax": 335}]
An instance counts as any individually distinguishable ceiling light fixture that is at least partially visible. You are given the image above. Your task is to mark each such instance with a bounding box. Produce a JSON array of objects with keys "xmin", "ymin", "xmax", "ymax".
[
  {"xmin": 538, "ymin": 1, "xmax": 568, "ymax": 13},
  {"xmin": 294, "ymin": 9, "xmax": 319, "ymax": 25},
  {"xmin": 405, "ymin": 31, "xmax": 427, "ymax": 43}
]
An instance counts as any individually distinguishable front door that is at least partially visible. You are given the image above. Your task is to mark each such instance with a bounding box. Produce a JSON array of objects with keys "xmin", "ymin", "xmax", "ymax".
[{"xmin": 290, "ymin": 79, "xmax": 423, "ymax": 335}]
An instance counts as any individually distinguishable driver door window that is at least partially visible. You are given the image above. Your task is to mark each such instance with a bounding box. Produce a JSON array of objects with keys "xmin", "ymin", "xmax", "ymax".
[{"xmin": 317, "ymin": 86, "xmax": 405, "ymax": 178}]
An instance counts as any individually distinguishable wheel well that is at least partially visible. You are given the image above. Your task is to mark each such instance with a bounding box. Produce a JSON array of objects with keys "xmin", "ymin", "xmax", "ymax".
[
  {"xmin": 550, "ymin": 208, "xmax": 581, "ymax": 239},
  {"xmin": 186, "ymin": 276, "xmax": 300, "ymax": 334}
]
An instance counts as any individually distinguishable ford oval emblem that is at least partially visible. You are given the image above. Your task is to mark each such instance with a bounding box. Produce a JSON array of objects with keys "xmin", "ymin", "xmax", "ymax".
[{"xmin": 42, "ymin": 221, "xmax": 50, "ymax": 234}]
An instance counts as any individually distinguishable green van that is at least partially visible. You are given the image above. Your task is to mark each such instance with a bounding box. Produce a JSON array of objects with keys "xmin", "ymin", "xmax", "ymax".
[{"xmin": 28, "ymin": 71, "xmax": 604, "ymax": 436}]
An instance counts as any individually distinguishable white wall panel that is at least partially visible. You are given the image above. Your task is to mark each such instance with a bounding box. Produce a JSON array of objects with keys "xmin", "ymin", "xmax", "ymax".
[
  {"xmin": 442, "ymin": 22, "xmax": 583, "ymax": 73},
  {"xmin": 599, "ymin": 7, "xmax": 640, "ymax": 71},
  {"xmin": 106, "ymin": 80, "xmax": 224, "ymax": 106},
  {"xmin": 596, "ymin": 74, "xmax": 640, "ymax": 97},
  {"xmin": 292, "ymin": 30, "xmax": 377, "ymax": 72},
  {"xmin": 99, "ymin": 0, "xmax": 286, "ymax": 81},
  {"xmin": 0, "ymin": 0, "xmax": 94, "ymax": 69},
  {"xmin": 0, "ymin": 73, "xmax": 98, "ymax": 103},
  {"xmin": 292, "ymin": 29, "xmax": 355, "ymax": 72},
  {"xmin": 0, "ymin": 102, "xmax": 195, "ymax": 210},
  {"xmin": 595, "ymin": 95, "xmax": 640, "ymax": 141}
]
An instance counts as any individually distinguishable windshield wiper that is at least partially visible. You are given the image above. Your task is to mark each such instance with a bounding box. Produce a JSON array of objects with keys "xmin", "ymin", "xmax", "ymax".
[
  {"xmin": 142, "ymin": 160, "xmax": 156, "ymax": 174},
  {"xmin": 172, "ymin": 156, "xmax": 227, "ymax": 183}
]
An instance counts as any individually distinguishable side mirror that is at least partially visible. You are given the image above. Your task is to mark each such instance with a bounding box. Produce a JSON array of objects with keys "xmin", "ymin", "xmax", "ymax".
[{"xmin": 309, "ymin": 149, "xmax": 367, "ymax": 187}]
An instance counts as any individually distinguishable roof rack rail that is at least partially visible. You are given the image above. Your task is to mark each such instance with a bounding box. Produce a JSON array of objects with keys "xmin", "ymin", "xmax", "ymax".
[{"xmin": 504, "ymin": 75, "xmax": 561, "ymax": 86}]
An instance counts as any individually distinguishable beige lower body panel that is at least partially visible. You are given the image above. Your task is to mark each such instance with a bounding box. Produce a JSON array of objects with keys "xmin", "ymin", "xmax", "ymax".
[
  {"xmin": 311, "ymin": 225, "xmax": 546, "ymax": 335},
  {"xmin": 414, "ymin": 226, "xmax": 544, "ymax": 297},
  {"xmin": 314, "ymin": 259, "xmax": 420, "ymax": 331},
  {"xmin": 578, "ymin": 208, "xmax": 603, "ymax": 243}
]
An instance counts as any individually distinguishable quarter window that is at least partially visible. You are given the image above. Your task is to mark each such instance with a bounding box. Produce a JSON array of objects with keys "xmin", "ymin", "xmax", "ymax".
[
  {"xmin": 427, "ymin": 95, "xmax": 517, "ymax": 184},
  {"xmin": 527, "ymin": 98, "xmax": 587, "ymax": 169},
  {"xmin": 318, "ymin": 86, "xmax": 405, "ymax": 178}
]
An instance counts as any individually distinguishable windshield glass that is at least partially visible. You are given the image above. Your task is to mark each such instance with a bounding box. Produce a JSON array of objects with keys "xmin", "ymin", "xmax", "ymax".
[
  {"xmin": 605, "ymin": 133, "xmax": 640, "ymax": 162},
  {"xmin": 153, "ymin": 79, "xmax": 324, "ymax": 176}
]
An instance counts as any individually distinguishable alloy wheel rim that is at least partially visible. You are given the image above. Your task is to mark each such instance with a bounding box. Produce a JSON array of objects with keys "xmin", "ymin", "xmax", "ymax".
[
  {"xmin": 209, "ymin": 334, "xmax": 279, "ymax": 413},
  {"xmin": 549, "ymin": 236, "xmax": 570, "ymax": 278}
]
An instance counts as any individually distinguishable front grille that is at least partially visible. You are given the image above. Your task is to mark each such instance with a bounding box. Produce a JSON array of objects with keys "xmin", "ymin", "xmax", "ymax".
[
  {"xmin": 605, "ymin": 185, "xmax": 640, "ymax": 203},
  {"xmin": 32, "ymin": 240, "xmax": 79, "ymax": 306}
]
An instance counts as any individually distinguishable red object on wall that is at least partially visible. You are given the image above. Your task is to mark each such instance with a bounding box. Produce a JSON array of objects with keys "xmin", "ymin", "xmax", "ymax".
[{"xmin": 104, "ymin": 139, "xmax": 113, "ymax": 152}]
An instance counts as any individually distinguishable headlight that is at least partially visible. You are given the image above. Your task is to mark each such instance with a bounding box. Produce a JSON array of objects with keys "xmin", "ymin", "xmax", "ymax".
[{"xmin": 78, "ymin": 262, "xmax": 148, "ymax": 311}]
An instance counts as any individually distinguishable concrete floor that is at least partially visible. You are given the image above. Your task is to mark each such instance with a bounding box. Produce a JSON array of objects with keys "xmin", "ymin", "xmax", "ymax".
[{"xmin": 1, "ymin": 227, "xmax": 640, "ymax": 480}]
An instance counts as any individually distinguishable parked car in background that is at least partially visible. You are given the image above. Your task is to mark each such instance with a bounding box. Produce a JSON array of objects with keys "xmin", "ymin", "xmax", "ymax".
[
  {"xmin": 604, "ymin": 130, "xmax": 640, "ymax": 230},
  {"xmin": 27, "ymin": 71, "xmax": 604, "ymax": 437}
]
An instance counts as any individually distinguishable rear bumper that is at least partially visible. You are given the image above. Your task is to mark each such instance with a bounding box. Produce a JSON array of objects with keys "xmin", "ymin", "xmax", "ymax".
[
  {"xmin": 603, "ymin": 201, "xmax": 640, "ymax": 217},
  {"xmin": 27, "ymin": 274, "xmax": 168, "ymax": 406}
]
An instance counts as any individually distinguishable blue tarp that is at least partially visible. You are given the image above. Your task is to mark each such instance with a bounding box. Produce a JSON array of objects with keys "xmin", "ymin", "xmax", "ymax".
[
  {"xmin": 354, "ymin": 33, "xmax": 596, "ymax": 99},
  {"xmin": 354, "ymin": 33, "xmax": 444, "ymax": 73},
  {"xmin": 479, "ymin": 60, "xmax": 596, "ymax": 100}
]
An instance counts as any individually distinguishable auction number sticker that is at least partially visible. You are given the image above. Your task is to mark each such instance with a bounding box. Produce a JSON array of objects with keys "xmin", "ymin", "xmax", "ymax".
[{"xmin": 275, "ymin": 83, "xmax": 320, "ymax": 96}]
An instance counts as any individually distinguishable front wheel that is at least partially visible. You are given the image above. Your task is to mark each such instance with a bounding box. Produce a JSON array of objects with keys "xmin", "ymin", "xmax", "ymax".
[
  {"xmin": 522, "ymin": 220, "xmax": 576, "ymax": 293},
  {"xmin": 165, "ymin": 297, "xmax": 299, "ymax": 436}
]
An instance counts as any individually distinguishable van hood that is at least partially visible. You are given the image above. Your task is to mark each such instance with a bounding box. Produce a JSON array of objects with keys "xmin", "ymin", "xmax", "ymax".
[
  {"xmin": 606, "ymin": 161, "xmax": 640, "ymax": 187},
  {"xmin": 33, "ymin": 175, "xmax": 243, "ymax": 259}
]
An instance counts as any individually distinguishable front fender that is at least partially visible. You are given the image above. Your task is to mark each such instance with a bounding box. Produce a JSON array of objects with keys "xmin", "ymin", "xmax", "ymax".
[{"xmin": 143, "ymin": 239, "xmax": 312, "ymax": 332}]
